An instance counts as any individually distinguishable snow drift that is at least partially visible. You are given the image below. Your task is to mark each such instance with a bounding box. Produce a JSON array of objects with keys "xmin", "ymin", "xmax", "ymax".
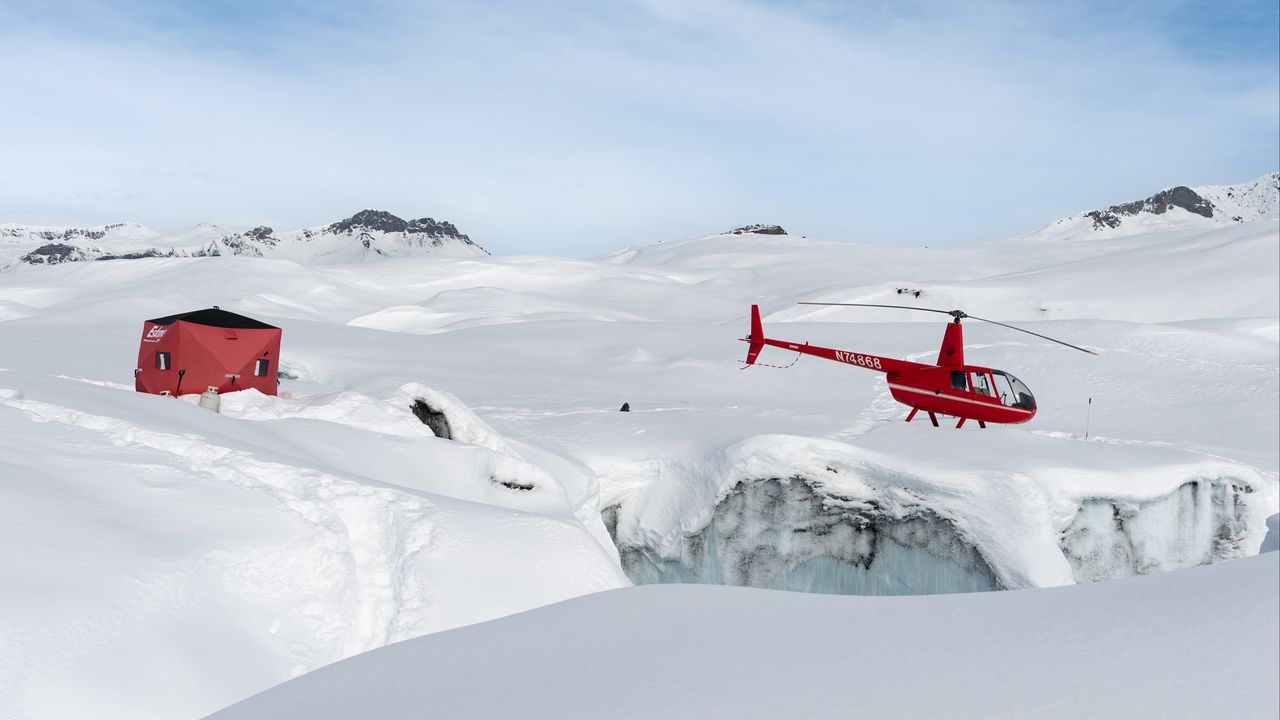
[{"xmin": 210, "ymin": 555, "xmax": 1280, "ymax": 720}]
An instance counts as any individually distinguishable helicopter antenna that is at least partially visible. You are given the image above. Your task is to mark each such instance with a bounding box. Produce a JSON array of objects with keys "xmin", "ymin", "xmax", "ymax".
[{"xmin": 796, "ymin": 301, "xmax": 1099, "ymax": 355}]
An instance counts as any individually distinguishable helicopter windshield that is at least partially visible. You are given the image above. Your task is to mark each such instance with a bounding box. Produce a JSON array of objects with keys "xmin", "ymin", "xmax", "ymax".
[{"xmin": 992, "ymin": 370, "xmax": 1036, "ymax": 410}]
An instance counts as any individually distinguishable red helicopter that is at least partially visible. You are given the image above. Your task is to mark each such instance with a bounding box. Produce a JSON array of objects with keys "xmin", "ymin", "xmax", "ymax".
[{"xmin": 741, "ymin": 302, "xmax": 1096, "ymax": 428}]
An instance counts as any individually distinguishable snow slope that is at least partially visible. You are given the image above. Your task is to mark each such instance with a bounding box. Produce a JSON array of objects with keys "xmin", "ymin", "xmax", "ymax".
[
  {"xmin": 213, "ymin": 554, "xmax": 1280, "ymax": 720},
  {"xmin": 0, "ymin": 371, "xmax": 625, "ymax": 719},
  {"xmin": 0, "ymin": 184, "xmax": 1276, "ymax": 718}
]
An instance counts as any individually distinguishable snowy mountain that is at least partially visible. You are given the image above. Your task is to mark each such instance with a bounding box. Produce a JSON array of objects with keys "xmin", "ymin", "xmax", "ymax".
[
  {"xmin": 0, "ymin": 210, "xmax": 487, "ymax": 269},
  {"xmin": 1029, "ymin": 171, "xmax": 1279, "ymax": 240},
  {"xmin": 0, "ymin": 221, "xmax": 160, "ymax": 266},
  {"xmin": 0, "ymin": 183, "xmax": 1276, "ymax": 718}
]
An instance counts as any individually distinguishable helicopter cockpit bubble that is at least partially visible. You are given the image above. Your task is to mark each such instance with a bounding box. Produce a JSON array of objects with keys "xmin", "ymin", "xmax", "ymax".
[{"xmin": 992, "ymin": 370, "xmax": 1036, "ymax": 410}]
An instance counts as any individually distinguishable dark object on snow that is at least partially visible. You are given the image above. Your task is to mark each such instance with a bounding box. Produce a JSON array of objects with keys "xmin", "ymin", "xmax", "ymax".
[
  {"xmin": 620, "ymin": 402, "xmax": 630, "ymax": 412},
  {"xmin": 134, "ymin": 308, "xmax": 281, "ymax": 397},
  {"xmin": 493, "ymin": 476, "xmax": 535, "ymax": 491},
  {"xmin": 411, "ymin": 399, "xmax": 453, "ymax": 440}
]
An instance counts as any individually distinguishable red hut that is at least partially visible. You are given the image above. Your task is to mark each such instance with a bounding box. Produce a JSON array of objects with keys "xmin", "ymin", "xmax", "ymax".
[{"xmin": 135, "ymin": 308, "xmax": 282, "ymax": 397}]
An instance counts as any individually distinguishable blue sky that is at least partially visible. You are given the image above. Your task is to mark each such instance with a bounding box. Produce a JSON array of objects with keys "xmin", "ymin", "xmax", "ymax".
[{"xmin": 0, "ymin": 0, "xmax": 1276, "ymax": 256}]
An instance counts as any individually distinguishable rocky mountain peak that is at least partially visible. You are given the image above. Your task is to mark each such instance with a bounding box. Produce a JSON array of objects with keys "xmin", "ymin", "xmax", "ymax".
[
  {"xmin": 325, "ymin": 210, "xmax": 471, "ymax": 242},
  {"xmin": 1085, "ymin": 186, "xmax": 1214, "ymax": 229},
  {"xmin": 244, "ymin": 226, "xmax": 276, "ymax": 241}
]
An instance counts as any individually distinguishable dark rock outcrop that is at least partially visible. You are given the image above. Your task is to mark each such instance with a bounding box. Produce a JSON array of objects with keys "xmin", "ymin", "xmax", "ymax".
[
  {"xmin": 18, "ymin": 243, "xmax": 97, "ymax": 265},
  {"xmin": 729, "ymin": 224, "xmax": 788, "ymax": 236},
  {"xmin": 410, "ymin": 399, "xmax": 453, "ymax": 440}
]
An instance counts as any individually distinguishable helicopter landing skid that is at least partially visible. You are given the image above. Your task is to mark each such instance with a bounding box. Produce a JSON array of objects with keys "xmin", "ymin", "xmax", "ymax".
[
  {"xmin": 905, "ymin": 407, "xmax": 985, "ymax": 429},
  {"xmin": 903, "ymin": 407, "xmax": 939, "ymax": 426}
]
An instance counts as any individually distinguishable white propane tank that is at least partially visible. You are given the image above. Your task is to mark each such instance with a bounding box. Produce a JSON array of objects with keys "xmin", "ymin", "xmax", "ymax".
[{"xmin": 198, "ymin": 386, "xmax": 221, "ymax": 413}]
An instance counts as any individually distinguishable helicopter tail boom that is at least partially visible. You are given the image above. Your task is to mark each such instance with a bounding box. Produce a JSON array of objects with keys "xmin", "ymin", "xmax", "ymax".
[{"xmin": 741, "ymin": 304, "xmax": 926, "ymax": 374}]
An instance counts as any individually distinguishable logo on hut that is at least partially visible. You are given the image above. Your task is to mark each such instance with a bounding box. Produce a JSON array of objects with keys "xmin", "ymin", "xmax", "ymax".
[{"xmin": 144, "ymin": 325, "xmax": 168, "ymax": 342}]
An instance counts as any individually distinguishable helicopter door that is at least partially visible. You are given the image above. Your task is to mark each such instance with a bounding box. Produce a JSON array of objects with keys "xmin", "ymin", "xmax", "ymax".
[{"xmin": 969, "ymin": 371, "xmax": 995, "ymax": 398}]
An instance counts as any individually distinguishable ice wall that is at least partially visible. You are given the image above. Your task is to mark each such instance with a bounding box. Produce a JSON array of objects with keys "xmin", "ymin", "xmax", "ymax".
[
  {"xmin": 606, "ymin": 473, "xmax": 1267, "ymax": 596},
  {"xmin": 606, "ymin": 477, "xmax": 1002, "ymax": 595},
  {"xmin": 1061, "ymin": 479, "xmax": 1255, "ymax": 581}
]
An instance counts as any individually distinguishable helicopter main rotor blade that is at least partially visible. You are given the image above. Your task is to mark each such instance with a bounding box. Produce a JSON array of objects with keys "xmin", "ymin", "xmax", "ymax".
[
  {"xmin": 796, "ymin": 302, "xmax": 959, "ymax": 316},
  {"xmin": 795, "ymin": 301, "xmax": 1099, "ymax": 355},
  {"xmin": 963, "ymin": 314, "xmax": 1099, "ymax": 355}
]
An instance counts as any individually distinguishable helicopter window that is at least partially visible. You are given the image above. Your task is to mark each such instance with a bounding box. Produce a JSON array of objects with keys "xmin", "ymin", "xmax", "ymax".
[
  {"xmin": 993, "ymin": 370, "xmax": 1036, "ymax": 410},
  {"xmin": 993, "ymin": 373, "xmax": 1017, "ymax": 406},
  {"xmin": 951, "ymin": 371, "xmax": 967, "ymax": 391},
  {"xmin": 970, "ymin": 372, "xmax": 994, "ymax": 397}
]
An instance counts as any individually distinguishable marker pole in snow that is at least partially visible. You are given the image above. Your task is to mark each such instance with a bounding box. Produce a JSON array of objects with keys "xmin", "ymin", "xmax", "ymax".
[{"xmin": 1085, "ymin": 397, "xmax": 1092, "ymax": 440}]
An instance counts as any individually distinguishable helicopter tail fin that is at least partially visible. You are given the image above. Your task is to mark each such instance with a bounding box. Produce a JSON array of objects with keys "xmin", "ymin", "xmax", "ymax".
[{"xmin": 743, "ymin": 304, "xmax": 765, "ymax": 365}]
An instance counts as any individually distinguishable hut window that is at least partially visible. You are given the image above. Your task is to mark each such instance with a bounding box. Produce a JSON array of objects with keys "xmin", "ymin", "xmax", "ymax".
[
  {"xmin": 156, "ymin": 351, "xmax": 171, "ymax": 370},
  {"xmin": 254, "ymin": 358, "xmax": 269, "ymax": 377}
]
